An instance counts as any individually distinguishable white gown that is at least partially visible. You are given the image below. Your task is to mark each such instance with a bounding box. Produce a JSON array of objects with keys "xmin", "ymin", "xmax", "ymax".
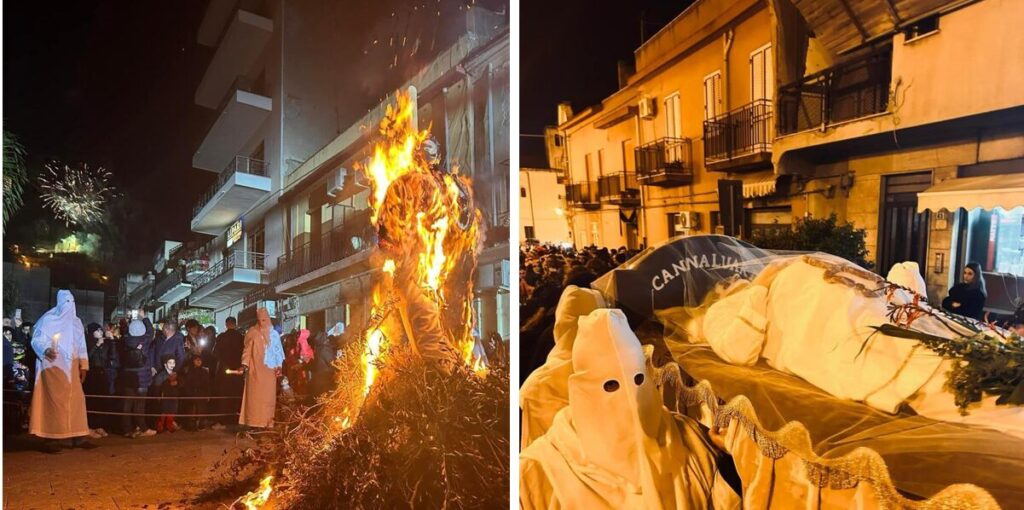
[{"xmin": 29, "ymin": 290, "xmax": 90, "ymax": 439}]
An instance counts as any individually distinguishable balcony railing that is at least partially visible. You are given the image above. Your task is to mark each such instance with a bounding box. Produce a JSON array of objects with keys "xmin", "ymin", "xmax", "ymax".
[
  {"xmin": 703, "ymin": 99, "xmax": 773, "ymax": 164},
  {"xmin": 185, "ymin": 259, "xmax": 210, "ymax": 279},
  {"xmin": 777, "ymin": 49, "xmax": 892, "ymax": 135},
  {"xmin": 242, "ymin": 285, "xmax": 275, "ymax": 308},
  {"xmin": 598, "ymin": 172, "xmax": 641, "ymax": 206},
  {"xmin": 635, "ymin": 137, "xmax": 693, "ymax": 186},
  {"xmin": 566, "ymin": 181, "xmax": 600, "ymax": 209},
  {"xmin": 191, "ymin": 250, "xmax": 266, "ymax": 291},
  {"xmin": 153, "ymin": 270, "xmax": 187, "ymax": 300},
  {"xmin": 276, "ymin": 213, "xmax": 375, "ymax": 285},
  {"xmin": 192, "ymin": 156, "xmax": 269, "ymax": 218}
]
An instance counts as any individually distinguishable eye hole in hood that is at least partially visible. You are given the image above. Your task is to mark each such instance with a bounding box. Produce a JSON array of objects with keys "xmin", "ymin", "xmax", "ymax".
[{"xmin": 603, "ymin": 380, "xmax": 620, "ymax": 392}]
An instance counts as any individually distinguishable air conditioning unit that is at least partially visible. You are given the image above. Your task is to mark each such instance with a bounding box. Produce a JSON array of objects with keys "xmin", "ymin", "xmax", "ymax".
[
  {"xmin": 326, "ymin": 167, "xmax": 347, "ymax": 198},
  {"xmin": 638, "ymin": 97, "xmax": 656, "ymax": 119},
  {"xmin": 674, "ymin": 211, "xmax": 702, "ymax": 233}
]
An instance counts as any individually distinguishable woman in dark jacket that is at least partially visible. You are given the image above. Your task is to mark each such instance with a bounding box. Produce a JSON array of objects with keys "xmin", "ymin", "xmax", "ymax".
[
  {"xmin": 84, "ymin": 323, "xmax": 111, "ymax": 435},
  {"xmin": 942, "ymin": 261, "xmax": 987, "ymax": 321}
]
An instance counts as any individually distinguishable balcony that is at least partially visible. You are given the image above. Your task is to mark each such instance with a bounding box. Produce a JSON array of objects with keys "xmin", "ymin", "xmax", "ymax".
[
  {"xmin": 153, "ymin": 270, "xmax": 191, "ymax": 307},
  {"xmin": 192, "ymin": 156, "xmax": 271, "ymax": 235},
  {"xmin": 777, "ymin": 49, "xmax": 892, "ymax": 136},
  {"xmin": 127, "ymin": 280, "xmax": 153, "ymax": 309},
  {"xmin": 275, "ymin": 212, "xmax": 375, "ymax": 294},
  {"xmin": 598, "ymin": 172, "xmax": 641, "ymax": 206},
  {"xmin": 635, "ymin": 137, "xmax": 693, "ymax": 187},
  {"xmin": 186, "ymin": 259, "xmax": 210, "ymax": 281},
  {"xmin": 566, "ymin": 181, "xmax": 600, "ymax": 210},
  {"xmin": 193, "ymin": 79, "xmax": 273, "ymax": 172},
  {"xmin": 703, "ymin": 99, "xmax": 773, "ymax": 173},
  {"xmin": 189, "ymin": 251, "xmax": 268, "ymax": 310},
  {"xmin": 195, "ymin": 9, "xmax": 273, "ymax": 109}
]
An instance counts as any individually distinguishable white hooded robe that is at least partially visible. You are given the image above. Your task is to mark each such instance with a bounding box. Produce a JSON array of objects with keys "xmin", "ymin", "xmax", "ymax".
[
  {"xmin": 520, "ymin": 309, "xmax": 724, "ymax": 509},
  {"xmin": 29, "ymin": 290, "xmax": 90, "ymax": 439}
]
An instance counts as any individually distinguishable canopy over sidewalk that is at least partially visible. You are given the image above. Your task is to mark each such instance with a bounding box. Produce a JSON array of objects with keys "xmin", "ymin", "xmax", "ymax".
[{"xmin": 917, "ymin": 174, "xmax": 1024, "ymax": 213}]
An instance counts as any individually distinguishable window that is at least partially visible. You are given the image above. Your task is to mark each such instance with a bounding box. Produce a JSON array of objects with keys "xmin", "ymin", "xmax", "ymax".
[
  {"xmin": 597, "ymin": 149, "xmax": 605, "ymax": 176},
  {"xmin": 584, "ymin": 153, "xmax": 593, "ymax": 181},
  {"xmin": 520, "ymin": 187, "xmax": 527, "ymax": 198},
  {"xmin": 703, "ymin": 72, "xmax": 722, "ymax": 120},
  {"xmin": 524, "ymin": 226, "xmax": 536, "ymax": 240},
  {"xmin": 961, "ymin": 208, "xmax": 1024, "ymax": 277},
  {"xmin": 750, "ymin": 44, "xmax": 773, "ymax": 102},
  {"xmin": 622, "ymin": 139, "xmax": 635, "ymax": 172},
  {"xmin": 248, "ymin": 223, "xmax": 265, "ymax": 255},
  {"xmin": 664, "ymin": 93, "xmax": 681, "ymax": 138},
  {"xmin": 903, "ymin": 14, "xmax": 939, "ymax": 42},
  {"xmin": 553, "ymin": 134, "xmax": 563, "ymax": 147}
]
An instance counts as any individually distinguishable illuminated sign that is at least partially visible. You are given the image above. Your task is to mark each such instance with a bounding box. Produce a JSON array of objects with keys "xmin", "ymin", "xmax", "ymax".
[{"xmin": 226, "ymin": 220, "xmax": 243, "ymax": 248}]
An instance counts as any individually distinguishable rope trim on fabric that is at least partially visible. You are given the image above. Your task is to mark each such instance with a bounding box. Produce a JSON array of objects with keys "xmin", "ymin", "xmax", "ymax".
[{"xmin": 656, "ymin": 362, "xmax": 1003, "ymax": 510}]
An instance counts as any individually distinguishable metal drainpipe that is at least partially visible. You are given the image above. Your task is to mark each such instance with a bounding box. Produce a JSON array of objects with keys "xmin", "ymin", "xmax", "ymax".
[
  {"xmin": 635, "ymin": 112, "xmax": 649, "ymax": 248},
  {"xmin": 563, "ymin": 129, "xmax": 577, "ymax": 248},
  {"xmin": 723, "ymin": 29, "xmax": 735, "ymax": 114}
]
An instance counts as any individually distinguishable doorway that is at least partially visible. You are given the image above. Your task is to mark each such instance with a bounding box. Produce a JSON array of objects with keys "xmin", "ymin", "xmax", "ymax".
[{"xmin": 878, "ymin": 171, "xmax": 931, "ymax": 276}]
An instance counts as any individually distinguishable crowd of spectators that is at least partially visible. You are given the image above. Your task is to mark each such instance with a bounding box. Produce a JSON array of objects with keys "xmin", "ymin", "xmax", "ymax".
[
  {"xmin": 519, "ymin": 244, "xmax": 641, "ymax": 384},
  {"xmin": 2, "ymin": 311, "xmax": 350, "ymax": 440}
]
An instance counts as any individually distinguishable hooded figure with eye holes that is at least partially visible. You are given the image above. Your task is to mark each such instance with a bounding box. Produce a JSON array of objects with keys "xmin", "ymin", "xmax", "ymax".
[{"xmin": 520, "ymin": 309, "xmax": 733, "ymax": 509}]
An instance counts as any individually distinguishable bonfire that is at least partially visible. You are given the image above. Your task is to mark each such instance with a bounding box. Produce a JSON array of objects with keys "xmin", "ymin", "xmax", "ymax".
[{"xmin": 209, "ymin": 93, "xmax": 509, "ymax": 509}]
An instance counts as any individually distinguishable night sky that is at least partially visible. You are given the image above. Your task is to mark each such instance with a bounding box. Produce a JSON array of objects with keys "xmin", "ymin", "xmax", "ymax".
[
  {"xmin": 4, "ymin": 0, "xmax": 506, "ymax": 277},
  {"xmin": 520, "ymin": 0, "xmax": 695, "ymax": 164}
]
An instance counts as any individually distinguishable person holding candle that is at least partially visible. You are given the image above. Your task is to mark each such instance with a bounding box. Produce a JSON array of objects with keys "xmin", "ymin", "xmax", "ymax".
[{"xmin": 28, "ymin": 290, "xmax": 96, "ymax": 453}]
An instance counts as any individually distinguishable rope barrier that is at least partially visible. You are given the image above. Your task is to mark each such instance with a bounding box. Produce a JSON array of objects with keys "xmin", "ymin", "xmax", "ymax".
[
  {"xmin": 84, "ymin": 394, "xmax": 243, "ymax": 400},
  {"xmin": 85, "ymin": 410, "xmax": 240, "ymax": 418}
]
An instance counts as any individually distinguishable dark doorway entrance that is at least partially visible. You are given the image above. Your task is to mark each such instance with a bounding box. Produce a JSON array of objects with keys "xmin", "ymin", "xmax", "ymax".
[{"xmin": 878, "ymin": 171, "xmax": 932, "ymax": 276}]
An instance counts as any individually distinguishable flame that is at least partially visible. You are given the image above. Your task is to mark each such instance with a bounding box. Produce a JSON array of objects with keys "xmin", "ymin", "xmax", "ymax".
[
  {"xmin": 237, "ymin": 475, "xmax": 273, "ymax": 509},
  {"xmin": 362, "ymin": 328, "xmax": 385, "ymax": 396}
]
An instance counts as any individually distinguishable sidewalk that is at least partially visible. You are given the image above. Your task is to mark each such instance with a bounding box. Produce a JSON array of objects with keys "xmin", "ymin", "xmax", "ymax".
[{"xmin": 3, "ymin": 429, "xmax": 250, "ymax": 509}]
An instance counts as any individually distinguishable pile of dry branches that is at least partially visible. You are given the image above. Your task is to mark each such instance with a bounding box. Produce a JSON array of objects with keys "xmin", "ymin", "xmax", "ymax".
[{"xmin": 199, "ymin": 343, "xmax": 510, "ymax": 509}]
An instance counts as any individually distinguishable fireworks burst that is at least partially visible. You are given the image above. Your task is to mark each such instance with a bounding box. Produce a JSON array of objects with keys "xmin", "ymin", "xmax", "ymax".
[{"xmin": 38, "ymin": 162, "xmax": 115, "ymax": 226}]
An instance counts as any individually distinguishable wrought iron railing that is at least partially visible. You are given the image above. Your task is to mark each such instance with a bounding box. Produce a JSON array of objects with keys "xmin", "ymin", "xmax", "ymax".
[
  {"xmin": 243, "ymin": 285, "xmax": 274, "ymax": 308},
  {"xmin": 275, "ymin": 212, "xmax": 375, "ymax": 285},
  {"xmin": 635, "ymin": 137, "xmax": 693, "ymax": 179},
  {"xmin": 153, "ymin": 270, "xmax": 188, "ymax": 300},
  {"xmin": 703, "ymin": 99, "xmax": 773, "ymax": 163},
  {"xmin": 192, "ymin": 251, "xmax": 266, "ymax": 291},
  {"xmin": 777, "ymin": 49, "xmax": 892, "ymax": 135},
  {"xmin": 192, "ymin": 156, "xmax": 269, "ymax": 218},
  {"xmin": 566, "ymin": 181, "xmax": 600, "ymax": 207},
  {"xmin": 598, "ymin": 172, "xmax": 640, "ymax": 201}
]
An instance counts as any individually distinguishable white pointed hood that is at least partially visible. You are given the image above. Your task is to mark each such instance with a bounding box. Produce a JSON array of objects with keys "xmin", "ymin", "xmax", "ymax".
[{"xmin": 568, "ymin": 308, "xmax": 661, "ymax": 487}]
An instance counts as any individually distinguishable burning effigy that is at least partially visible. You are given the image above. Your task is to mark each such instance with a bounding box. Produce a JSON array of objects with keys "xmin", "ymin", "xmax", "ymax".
[{"xmin": 205, "ymin": 93, "xmax": 509, "ymax": 509}]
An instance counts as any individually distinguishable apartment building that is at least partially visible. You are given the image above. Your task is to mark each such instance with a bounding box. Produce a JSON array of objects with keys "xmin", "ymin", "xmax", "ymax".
[
  {"xmin": 181, "ymin": 0, "xmax": 359, "ymax": 330},
  {"xmin": 520, "ymin": 167, "xmax": 570, "ymax": 245},
  {"xmin": 556, "ymin": 0, "xmax": 776, "ymax": 250},
  {"xmin": 771, "ymin": 0, "xmax": 1024, "ymax": 303},
  {"xmin": 554, "ymin": 0, "xmax": 1024, "ymax": 305},
  {"xmin": 271, "ymin": 8, "xmax": 511, "ymax": 340}
]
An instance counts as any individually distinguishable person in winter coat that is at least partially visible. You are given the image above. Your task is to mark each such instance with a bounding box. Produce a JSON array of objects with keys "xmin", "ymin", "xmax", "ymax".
[
  {"xmin": 179, "ymin": 354, "xmax": 211, "ymax": 430},
  {"xmin": 157, "ymin": 322, "xmax": 187, "ymax": 369},
  {"xmin": 211, "ymin": 317, "xmax": 245, "ymax": 430},
  {"xmin": 84, "ymin": 323, "xmax": 111, "ymax": 436},
  {"xmin": 152, "ymin": 355, "xmax": 179, "ymax": 433},
  {"xmin": 309, "ymin": 330, "xmax": 339, "ymax": 398},
  {"xmin": 942, "ymin": 261, "xmax": 988, "ymax": 321},
  {"xmin": 120, "ymin": 312, "xmax": 157, "ymax": 438}
]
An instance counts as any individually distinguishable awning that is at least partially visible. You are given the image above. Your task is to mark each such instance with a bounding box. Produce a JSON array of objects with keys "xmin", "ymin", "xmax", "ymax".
[
  {"xmin": 743, "ymin": 177, "xmax": 778, "ymax": 198},
  {"xmin": 790, "ymin": 0, "xmax": 961, "ymax": 55},
  {"xmin": 917, "ymin": 174, "xmax": 1024, "ymax": 213}
]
